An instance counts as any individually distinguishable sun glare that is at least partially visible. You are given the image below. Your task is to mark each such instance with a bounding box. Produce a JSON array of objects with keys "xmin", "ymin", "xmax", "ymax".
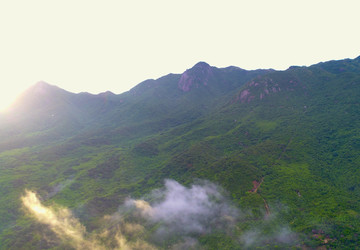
[{"xmin": 0, "ymin": 89, "xmax": 22, "ymax": 112}]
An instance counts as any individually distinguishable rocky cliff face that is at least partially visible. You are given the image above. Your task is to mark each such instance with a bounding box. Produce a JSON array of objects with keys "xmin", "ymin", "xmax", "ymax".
[{"xmin": 178, "ymin": 62, "xmax": 215, "ymax": 91}]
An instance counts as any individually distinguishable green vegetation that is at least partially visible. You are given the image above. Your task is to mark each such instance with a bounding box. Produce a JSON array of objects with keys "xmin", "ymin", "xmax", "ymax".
[{"xmin": 0, "ymin": 57, "xmax": 360, "ymax": 249}]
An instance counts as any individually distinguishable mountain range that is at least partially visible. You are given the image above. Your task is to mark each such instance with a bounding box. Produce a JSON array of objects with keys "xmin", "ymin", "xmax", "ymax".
[{"xmin": 0, "ymin": 56, "xmax": 360, "ymax": 249}]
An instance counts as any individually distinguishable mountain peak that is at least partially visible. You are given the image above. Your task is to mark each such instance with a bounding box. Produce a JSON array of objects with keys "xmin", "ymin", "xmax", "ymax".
[
  {"xmin": 98, "ymin": 90, "xmax": 115, "ymax": 96},
  {"xmin": 178, "ymin": 62, "xmax": 215, "ymax": 92},
  {"xmin": 193, "ymin": 61, "xmax": 211, "ymax": 69},
  {"xmin": 34, "ymin": 80, "xmax": 51, "ymax": 87},
  {"xmin": 30, "ymin": 81, "xmax": 60, "ymax": 95},
  {"xmin": 10, "ymin": 81, "xmax": 73, "ymax": 112}
]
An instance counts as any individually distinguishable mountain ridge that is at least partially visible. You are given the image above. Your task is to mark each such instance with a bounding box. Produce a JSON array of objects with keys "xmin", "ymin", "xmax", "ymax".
[
  {"xmin": 1, "ymin": 61, "xmax": 270, "ymax": 146},
  {"xmin": 0, "ymin": 56, "xmax": 360, "ymax": 249},
  {"xmin": 8, "ymin": 61, "xmax": 271, "ymax": 106},
  {"xmin": 9, "ymin": 56, "xmax": 360, "ymax": 106}
]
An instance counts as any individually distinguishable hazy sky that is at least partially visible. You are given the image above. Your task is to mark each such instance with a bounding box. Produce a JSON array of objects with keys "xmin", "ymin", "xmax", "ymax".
[{"xmin": 0, "ymin": 0, "xmax": 359, "ymax": 110}]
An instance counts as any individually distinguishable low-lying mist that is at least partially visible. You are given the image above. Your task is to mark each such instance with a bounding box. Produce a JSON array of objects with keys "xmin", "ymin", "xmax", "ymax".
[
  {"xmin": 126, "ymin": 179, "xmax": 239, "ymax": 237},
  {"xmin": 21, "ymin": 179, "xmax": 300, "ymax": 249}
]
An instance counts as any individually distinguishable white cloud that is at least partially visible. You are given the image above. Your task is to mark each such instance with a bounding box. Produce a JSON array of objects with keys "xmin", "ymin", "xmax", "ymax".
[
  {"xmin": 21, "ymin": 179, "xmax": 309, "ymax": 249},
  {"xmin": 21, "ymin": 179, "xmax": 239, "ymax": 248},
  {"xmin": 127, "ymin": 179, "xmax": 239, "ymax": 238}
]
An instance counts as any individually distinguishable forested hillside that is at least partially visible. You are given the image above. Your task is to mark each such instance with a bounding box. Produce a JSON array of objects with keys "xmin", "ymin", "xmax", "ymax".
[{"xmin": 0, "ymin": 57, "xmax": 359, "ymax": 249}]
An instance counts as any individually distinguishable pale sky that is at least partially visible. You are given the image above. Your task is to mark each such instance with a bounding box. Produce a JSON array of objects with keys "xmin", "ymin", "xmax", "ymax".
[{"xmin": 0, "ymin": 0, "xmax": 359, "ymax": 110}]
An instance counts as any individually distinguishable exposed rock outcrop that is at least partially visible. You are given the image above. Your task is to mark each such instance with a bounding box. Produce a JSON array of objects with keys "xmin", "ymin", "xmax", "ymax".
[{"xmin": 178, "ymin": 62, "xmax": 215, "ymax": 91}]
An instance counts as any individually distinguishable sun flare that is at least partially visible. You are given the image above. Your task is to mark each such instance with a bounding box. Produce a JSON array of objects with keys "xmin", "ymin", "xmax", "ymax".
[{"xmin": 0, "ymin": 88, "xmax": 24, "ymax": 112}]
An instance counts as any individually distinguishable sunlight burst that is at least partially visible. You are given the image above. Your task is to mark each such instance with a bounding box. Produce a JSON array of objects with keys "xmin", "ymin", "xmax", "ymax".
[{"xmin": 0, "ymin": 89, "xmax": 21, "ymax": 112}]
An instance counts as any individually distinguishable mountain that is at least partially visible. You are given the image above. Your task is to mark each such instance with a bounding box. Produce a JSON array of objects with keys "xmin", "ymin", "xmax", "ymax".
[
  {"xmin": 0, "ymin": 64, "xmax": 269, "ymax": 151},
  {"xmin": 0, "ymin": 57, "xmax": 360, "ymax": 249}
]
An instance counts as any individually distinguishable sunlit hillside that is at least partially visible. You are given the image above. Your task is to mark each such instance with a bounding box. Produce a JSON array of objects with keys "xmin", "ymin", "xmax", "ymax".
[{"xmin": 0, "ymin": 57, "xmax": 360, "ymax": 249}]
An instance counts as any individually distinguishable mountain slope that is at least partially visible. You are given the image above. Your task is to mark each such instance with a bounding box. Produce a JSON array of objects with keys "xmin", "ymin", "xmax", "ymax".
[
  {"xmin": 0, "ymin": 57, "xmax": 360, "ymax": 249},
  {"xmin": 0, "ymin": 64, "xmax": 269, "ymax": 149}
]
